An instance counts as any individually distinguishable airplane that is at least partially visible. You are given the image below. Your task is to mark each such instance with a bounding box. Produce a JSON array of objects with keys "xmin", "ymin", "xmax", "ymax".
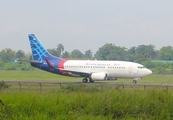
[{"xmin": 24, "ymin": 34, "xmax": 152, "ymax": 84}]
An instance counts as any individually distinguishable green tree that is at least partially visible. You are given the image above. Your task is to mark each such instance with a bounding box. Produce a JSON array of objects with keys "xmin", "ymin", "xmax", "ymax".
[
  {"xmin": 62, "ymin": 51, "xmax": 71, "ymax": 58},
  {"xmin": 25, "ymin": 53, "xmax": 33, "ymax": 60},
  {"xmin": 84, "ymin": 50, "xmax": 92, "ymax": 58},
  {"xmin": 114, "ymin": 46, "xmax": 127, "ymax": 60},
  {"xmin": 127, "ymin": 47, "xmax": 136, "ymax": 62},
  {"xmin": 16, "ymin": 50, "xmax": 25, "ymax": 59},
  {"xmin": 136, "ymin": 45, "xmax": 157, "ymax": 59},
  {"xmin": 158, "ymin": 46, "xmax": 173, "ymax": 60},
  {"xmin": 95, "ymin": 43, "xmax": 116, "ymax": 60},
  {"xmin": 71, "ymin": 49, "xmax": 84, "ymax": 58},
  {"xmin": 95, "ymin": 43, "xmax": 128, "ymax": 60},
  {"xmin": 0, "ymin": 48, "xmax": 16, "ymax": 62},
  {"xmin": 47, "ymin": 48, "xmax": 59, "ymax": 57},
  {"xmin": 57, "ymin": 44, "xmax": 64, "ymax": 57},
  {"xmin": 134, "ymin": 54, "xmax": 146, "ymax": 63}
]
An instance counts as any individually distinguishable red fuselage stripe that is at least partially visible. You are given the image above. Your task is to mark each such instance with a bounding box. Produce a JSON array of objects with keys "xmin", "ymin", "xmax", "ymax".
[{"xmin": 58, "ymin": 60, "xmax": 71, "ymax": 76}]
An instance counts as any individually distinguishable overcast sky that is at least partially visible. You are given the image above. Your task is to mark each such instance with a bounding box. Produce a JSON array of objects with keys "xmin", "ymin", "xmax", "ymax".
[{"xmin": 0, "ymin": 0, "xmax": 173, "ymax": 55}]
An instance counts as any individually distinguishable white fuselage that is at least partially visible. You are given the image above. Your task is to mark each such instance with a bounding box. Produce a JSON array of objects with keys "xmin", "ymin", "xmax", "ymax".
[
  {"xmin": 28, "ymin": 34, "xmax": 152, "ymax": 83},
  {"xmin": 63, "ymin": 60, "xmax": 152, "ymax": 79}
]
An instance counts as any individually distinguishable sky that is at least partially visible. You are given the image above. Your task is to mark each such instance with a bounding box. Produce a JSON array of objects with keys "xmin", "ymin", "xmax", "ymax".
[{"xmin": 0, "ymin": 0, "xmax": 173, "ymax": 55}]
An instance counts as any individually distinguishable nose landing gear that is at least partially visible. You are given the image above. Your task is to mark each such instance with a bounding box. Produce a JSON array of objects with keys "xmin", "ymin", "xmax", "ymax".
[{"xmin": 133, "ymin": 78, "xmax": 142, "ymax": 84}]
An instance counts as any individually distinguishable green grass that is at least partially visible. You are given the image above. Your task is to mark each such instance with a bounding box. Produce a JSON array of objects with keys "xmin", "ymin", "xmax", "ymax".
[
  {"xmin": 0, "ymin": 70, "xmax": 75, "ymax": 81},
  {"xmin": 1, "ymin": 71, "xmax": 173, "ymax": 119},
  {"xmin": 1, "ymin": 71, "xmax": 173, "ymax": 84},
  {"xmin": 1, "ymin": 88, "xmax": 173, "ymax": 120}
]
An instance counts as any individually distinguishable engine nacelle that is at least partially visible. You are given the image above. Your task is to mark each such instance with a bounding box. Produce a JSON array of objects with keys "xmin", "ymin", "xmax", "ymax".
[{"xmin": 91, "ymin": 72, "xmax": 107, "ymax": 80}]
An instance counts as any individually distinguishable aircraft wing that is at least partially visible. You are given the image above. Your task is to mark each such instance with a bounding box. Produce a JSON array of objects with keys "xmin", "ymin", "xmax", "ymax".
[{"xmin": 58, "ymin": 68, "xmax": 91, "ymax": 77}]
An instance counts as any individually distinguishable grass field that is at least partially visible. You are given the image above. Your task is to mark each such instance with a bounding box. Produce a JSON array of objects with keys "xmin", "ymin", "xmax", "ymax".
[
  {"xmin": 1, "ymin": 71, "xmax": 173, "ymax": 119},
  {"xmin": 0, "ymin": 70, "xmax": 173, "ymax": 84},
  {"xmin": 1, "ymin": 87, "xmax": 173, "ymax": 119}
]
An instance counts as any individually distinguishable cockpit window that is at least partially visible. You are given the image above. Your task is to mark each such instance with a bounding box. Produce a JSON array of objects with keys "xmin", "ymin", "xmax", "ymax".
[{"xmin": 138, "ymin": 66, "xmax": 145, "ymax": 69}]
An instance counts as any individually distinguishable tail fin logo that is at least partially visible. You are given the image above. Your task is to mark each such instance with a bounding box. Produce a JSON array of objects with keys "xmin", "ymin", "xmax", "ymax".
[
  {"xmin": 33, "ymin": 37, "xmax": 36, "ymax": 40},
  {"xmin": 29, "ymin": 34, "xmax": 49, "ymax": 62},
  {"xmin": 29, "ymin": 35, "xmax": 36, "ymax": 40}
]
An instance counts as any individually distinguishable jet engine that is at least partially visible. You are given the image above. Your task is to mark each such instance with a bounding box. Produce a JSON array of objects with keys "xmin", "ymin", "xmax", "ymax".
[{"xmin": 91, "ymin": 72, "xmax": 107, "ymax": 80}]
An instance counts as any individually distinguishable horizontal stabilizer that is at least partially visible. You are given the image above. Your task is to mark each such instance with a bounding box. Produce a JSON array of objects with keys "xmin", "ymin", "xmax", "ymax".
[{"xmin": 18, "ymin": 59, "xmax": 42, "ymax": 64}]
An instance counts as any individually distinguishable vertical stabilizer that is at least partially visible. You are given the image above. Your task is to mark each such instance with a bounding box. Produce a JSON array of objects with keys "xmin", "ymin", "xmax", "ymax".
[{"xmin": 28, "ymin": 34, "xmax": 52, "ymax": 62}]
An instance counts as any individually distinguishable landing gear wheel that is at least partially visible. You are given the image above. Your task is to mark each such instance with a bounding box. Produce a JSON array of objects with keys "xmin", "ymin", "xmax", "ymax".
[
  {"xmin": 105, "ymin": 74, "xmax": 109, "ymax": 80},
  {"xmin": 89, "ymin": 78, "xmax": 94, "ymax": 83},
  {"xmin": 133, "ymin": 80, "xmax": 137, "ymax": 84},
  {"xmin": 82, "ymin": 78, "xmax": 88, "ymax": 83}
]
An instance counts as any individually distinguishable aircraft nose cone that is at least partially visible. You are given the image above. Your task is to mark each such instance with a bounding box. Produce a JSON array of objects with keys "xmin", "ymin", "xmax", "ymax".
[{"xmin": 146, "ymin": 69, "xmax": 152, "ymax": 75}]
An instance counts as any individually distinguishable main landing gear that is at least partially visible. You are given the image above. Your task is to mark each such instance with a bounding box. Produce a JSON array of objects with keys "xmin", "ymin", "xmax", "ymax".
[
  {"xmin": 133, "ymin": 80, "xmax": 137, "ymax": 84},
  {"xmin": 82, "ymin": 77, "xmax": 94, "ymax": 83}
]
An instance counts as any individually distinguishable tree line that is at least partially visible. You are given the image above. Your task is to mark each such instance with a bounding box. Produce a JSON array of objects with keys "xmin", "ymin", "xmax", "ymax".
[{"xmin": 1, "ymin": 43, "xmax": 173, "ymax": 74}]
